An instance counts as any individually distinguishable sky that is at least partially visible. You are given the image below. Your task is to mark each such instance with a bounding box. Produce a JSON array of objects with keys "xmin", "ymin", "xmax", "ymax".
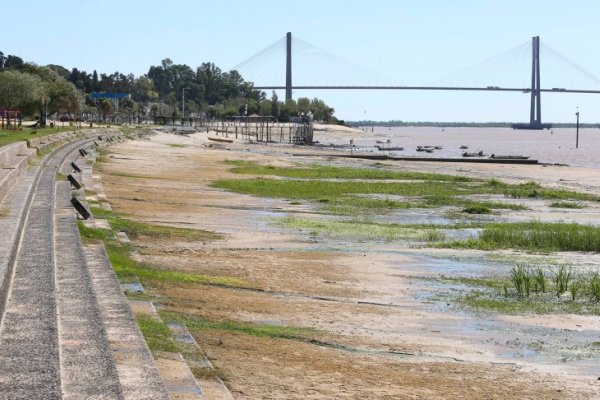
[{"xmin": 2, "ymin": 0, "xmax": 600, "ymax": 122}]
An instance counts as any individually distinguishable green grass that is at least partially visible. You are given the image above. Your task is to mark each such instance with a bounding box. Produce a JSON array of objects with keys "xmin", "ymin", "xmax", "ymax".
[
  {"xmin": 56, "ymin": 172, "xmax": 68, "ymax": 182},
  {"xmin": 549, "ymin": 201, "xmax": 584, "ymax": 209},
  {"xmin": 462, "ymin": 204, "xmax": 492, "ymax": 214},
  {"xmin": 0, "ymin": 126, "xmax": 76, "ymax": 147},
  {"xmin": 110, "ymin": 217, "xmax": 221, "ymax": 242},
  {"xmin": 434, "ymin": 275, "xmax": 507, "ymax": 290},
  {"xmin": 135, "ymin": 314, "xmax": 181, "ymax": 353},
  {"xmin": 440, "ymin": 221, "xmax": 600, "ymax": 252},
  {"xmin": 105, "ymin": 241, "xmax": 253, "ymax": 288},
  {"xmin": 190, "ymin": 366, "xmax": 227, "ymax": 381},
  {"xmin": 78, "ymin": 215, "xmax": 251, "ymax": 288},
  {"xmin": 279, "ymin": 216, "xmax": 446, "ymax": 241},
  {"xmin": 458, "ymin": 292, "xmax": 600, "ymax": 315},
  {"xmin": 224, "ymin": 160, "xmax": 472, "ymax": 182},
  {"xmin": 295, "ymin": 194, "xmax": 522, "ymax": 216},
  {"xmin": 78, "ymin": 220, "xmax": 114, "ymax": 242},
  {"xmin": 423, "ymin": 196, "xmax": 526, "ymax": 211},
  {"xmin": 88, "ymin": 207, "xmax": 221, "ymax": 242},
  {"xmin": 162, "ymin": 311, "xmax": 318, "ymax": 340},
  {"xmin": 214, "ymin": 166, "xmax": 592, "ymax": 217},
  {"xmin": 0, "ymin": 207, "xmax": 8, "ymax": 218},
  {"xmin": 319, "ymin": 196, "xmax": 413, "ymax": 214},
  {"xmin": 167, "ymin": 143, "xmax": 187, "ymax": 148},
  {"xmin": 435, "ymin": 266, "xmax": 600, "ymax": 315},
  {"xmin": 213, "ymin": 178, "xmax": 482, "ymax": 200},
  {"xmin": 504, "ymin": 181, "xmax": 599, "ymax": 201}
]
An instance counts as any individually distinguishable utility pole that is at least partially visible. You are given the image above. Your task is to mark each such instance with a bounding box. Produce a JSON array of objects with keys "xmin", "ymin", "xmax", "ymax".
[{"xmin": 576, "ymin": 108, "xmax": 580, "ymax": 149}]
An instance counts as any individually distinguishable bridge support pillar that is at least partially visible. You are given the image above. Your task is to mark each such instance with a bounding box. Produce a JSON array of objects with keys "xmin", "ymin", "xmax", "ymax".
[
  {"xmin": 530, "ymin": 36, "xmax": 542, "ymax": 126},
  {"xmin": 512, "ymin": 36, "xmax": 551, "ymax": 130},
  {"xmin": 286, "ymin": 32, "xmax": 292, "ymax": 102}
]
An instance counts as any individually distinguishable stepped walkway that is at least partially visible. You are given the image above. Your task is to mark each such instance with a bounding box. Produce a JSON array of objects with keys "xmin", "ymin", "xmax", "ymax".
[{"xmin": 0, "ymin": 132, "xmax": 171, "ymax": 399}]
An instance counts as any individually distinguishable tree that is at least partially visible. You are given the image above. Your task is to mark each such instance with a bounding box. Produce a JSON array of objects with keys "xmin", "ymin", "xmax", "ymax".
[
  {"xmin": 270, "ymin": 91, "xmax": 279, "ymax": 117},
  {"xmin": 310, "ymin": 98, "xmax": 334, "ymax": 123},
  {"xmin": 92, "ymin": 70, "xmax": 99, "ymax": 91},
  {"xmin": 132, "ymin": 76, "xmax": 158, "ymax": 102},
  {"xmin": 47, "ymin": 64, "xmax": 70, "ymax": 80},
  {"xmin": 0, "ymin": 70, "xmax": 43, "ymax": 110},
  {"xmin": 31, "ymin": 67, "xmax": 82, "ymax": 119},
  {"xmin": 297, "ymin": 97, "xmax": 310, "ymax": 114},
  {"xmin": 196, "ymin": 62, "xmax": 225, "ymax": 104},
  {"xmin": 97, "ymin": 98, "xmax": 113, "ymax": 121},
  {"xmin": 4, "ymin": 55, "xmax": 24, "ymax": 69}
]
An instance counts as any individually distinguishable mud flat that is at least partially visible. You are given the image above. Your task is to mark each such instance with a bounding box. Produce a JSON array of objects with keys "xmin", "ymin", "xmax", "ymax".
[{"xmin": 94, "ymin": 127, "xmax": 600, "ymax": 399}]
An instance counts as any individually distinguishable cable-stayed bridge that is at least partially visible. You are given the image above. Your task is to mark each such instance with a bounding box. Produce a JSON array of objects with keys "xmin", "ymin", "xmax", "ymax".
[{"xmin": 234, "ymin": 33, "xmax": 600, "ymax": 129}]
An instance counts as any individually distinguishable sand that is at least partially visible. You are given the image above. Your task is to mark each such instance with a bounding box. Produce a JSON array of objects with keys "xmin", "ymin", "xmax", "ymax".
[{"xmin": 96, "ymin": 126, "xmax": 600, "ymax": 399}]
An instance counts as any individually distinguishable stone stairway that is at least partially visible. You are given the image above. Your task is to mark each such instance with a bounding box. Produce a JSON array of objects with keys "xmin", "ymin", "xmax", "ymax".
[{"xmin": 0, "ymin": 134, "xmax": 170, "ymax": 399}]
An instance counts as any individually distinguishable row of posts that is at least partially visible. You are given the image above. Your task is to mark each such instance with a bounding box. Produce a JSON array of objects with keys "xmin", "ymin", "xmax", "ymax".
[
  {"xmin": 204, "ymin": 119, "xmax": 313, "ymax": 144},
  {"xmin": 0, "ymin": 110, "xmax": 22, "ymax": 129}
]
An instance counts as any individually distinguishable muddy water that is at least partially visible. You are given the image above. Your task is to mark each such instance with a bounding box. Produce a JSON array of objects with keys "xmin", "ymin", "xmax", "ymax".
[
  {"xmin": 330, "ymin": 126, "xmax": 600, "ymax": 167},
  {"xmin": 402, "ymin": 253, "xmax": 600, "ymax": 375}
]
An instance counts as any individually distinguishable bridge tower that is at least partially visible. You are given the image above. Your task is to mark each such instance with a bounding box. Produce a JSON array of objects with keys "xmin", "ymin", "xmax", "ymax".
[
  {"xmin": 286, "ymin": 32, "xmax": 292, "ymax": 101},
  {"xmin": 530, "ymin": 36, "xmax": 542, "ymax": 126},
  {"xmin": 513, "ymin": 36, "xmax": 551, "ymax": 130}
]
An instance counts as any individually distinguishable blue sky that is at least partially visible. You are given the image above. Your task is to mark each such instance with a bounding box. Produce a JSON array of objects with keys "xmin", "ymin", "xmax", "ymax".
[{"xmin": 3, "ymin": 0, "xmax": 600, "ymax": 122}]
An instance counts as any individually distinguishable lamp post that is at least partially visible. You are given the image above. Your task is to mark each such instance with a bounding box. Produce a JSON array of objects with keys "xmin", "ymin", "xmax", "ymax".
[
  {"xmin": 182, "ymin": 87, "xmax": 190, "ymax": 123},
  {"xmin": 576, "ymin": 108, "xmax": 580, "ymax": 149}
]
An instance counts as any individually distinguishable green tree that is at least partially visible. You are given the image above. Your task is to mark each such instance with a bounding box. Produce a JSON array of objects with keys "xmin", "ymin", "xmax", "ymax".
[
  {"xmin": 270, "ymin": 91, "xmax": 279, "ymax": 118},
  {"xmin": 32, "ymin": 67, "xmax": 82, "ymax": 119},
  {"xmin": 0, "ymin": 70, "xmax": 43, "ymax": 111},
  {"xmin": 97, "ymin": 98, "xmax": 113, "ymax": 121},
  {"xmin": 297, "ymin": 97, "xmax": 310, "ymax": 114}
]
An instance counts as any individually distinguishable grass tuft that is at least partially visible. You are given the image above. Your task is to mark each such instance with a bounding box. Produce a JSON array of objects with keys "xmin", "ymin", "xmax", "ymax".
[
  {"xmin": 135, "ymin": 314, "xmax": 181, "ymax": 353},
  {"xmin": 462, "ymin": 204, "xmax": 492, "ymax": 214},
  {"xmin": 162, "ymin": 311, "xmax": 318, "ymax": 340},
  {"xmin": 549, "ymin": 201, "xmax": 584, "ymax": 209},
  {"xmin": 440, "ymin": 221, "xmax": 600, "ymax": 252},
  {"xmin": 223, "ymin": 160, "xmax": 473, "ymax": 182},
  {"xmin": 278, "ymin": 216, "xmax": 445, "ymax": 241}
]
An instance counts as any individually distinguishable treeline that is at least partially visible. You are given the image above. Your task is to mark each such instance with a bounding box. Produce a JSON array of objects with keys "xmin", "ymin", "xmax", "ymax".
[{"xmin": 0, "ymin": 51, "xmax": 338, "ymax": 124}]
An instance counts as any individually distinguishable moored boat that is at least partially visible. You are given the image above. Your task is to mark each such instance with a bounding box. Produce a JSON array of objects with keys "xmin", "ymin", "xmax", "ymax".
[{"xmin": 490, "ymin": 154, "xmax": 530, "ymax": 159}]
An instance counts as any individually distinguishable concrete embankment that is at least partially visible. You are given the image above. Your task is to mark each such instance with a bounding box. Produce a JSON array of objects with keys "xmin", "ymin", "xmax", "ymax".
[{"xmin": 0, "ymin": 130, "xmax": 171, "ymax": 399}]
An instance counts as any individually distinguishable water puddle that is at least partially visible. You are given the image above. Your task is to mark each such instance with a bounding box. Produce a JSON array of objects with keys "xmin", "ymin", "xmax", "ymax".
[{"xmin": 400, "ymin": 253, "xmax": 600, "ymax": 374}]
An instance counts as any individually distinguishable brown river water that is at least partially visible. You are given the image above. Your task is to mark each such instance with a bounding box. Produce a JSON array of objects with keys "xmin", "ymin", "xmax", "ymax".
[{"xmin": 339, "ymin": 126, "xmax": 600, "ymax": 168}]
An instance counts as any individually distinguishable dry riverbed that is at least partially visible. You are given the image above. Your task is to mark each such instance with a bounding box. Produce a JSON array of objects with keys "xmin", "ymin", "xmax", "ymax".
[{"xmin": 95, "ymin": 127, "xmax": 600, "ymax": 399}]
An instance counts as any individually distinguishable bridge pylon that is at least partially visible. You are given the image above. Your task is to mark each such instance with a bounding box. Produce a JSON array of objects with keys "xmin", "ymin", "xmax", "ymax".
[
  {"xmin": 286, "ymin": 32, "xmax": 292, "ymax": 101},
  {"xmin": 512, "ymin": 36, "xmax": 552, "ymax": 130}
]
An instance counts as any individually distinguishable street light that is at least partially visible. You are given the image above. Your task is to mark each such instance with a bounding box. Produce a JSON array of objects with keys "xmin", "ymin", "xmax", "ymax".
[
  {"xmin": 182, "ymin": 87, "xmax": 190, "ymax": 122},
  {"xmin": 576, "ymin": 108, "xmax": 580, "ymax": 149}
]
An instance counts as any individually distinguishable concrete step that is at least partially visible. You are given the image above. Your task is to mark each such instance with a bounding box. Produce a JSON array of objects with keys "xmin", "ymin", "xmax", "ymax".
[
  {"xmin": 0, "ymin": 154, "xmax": 32, "ymax": 202},
  {"xmin": 0, "ymin": 136, "xmax": 124, "ymax": 399},
  {"xmin": 155, "ymin": 352, "xmax": 206, "ymax": 400},
  {"xmin": 54, "ymin": 201, "xmax": 123, "ymax": 399},
  {"xmin": 0, "ymin": 166, "xmax": 37, "ymax": 316},
  {"xmin": 168, "ymin": 323, "xmax": 235, "ymax": 400},
  {"xmin": 0, "ymin": 169, "xmax": 61, "ymax": 398},
  {"xmin": 0, "ymin": 141, "xmax": 28, "ymax": 167},
  {"xmin": 131, "ymin": 301, "xmax": 206, "ymax": 400},
  {"xmin": 84, "ymin": 244, "xmax": 170, "ymax": 400}
]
